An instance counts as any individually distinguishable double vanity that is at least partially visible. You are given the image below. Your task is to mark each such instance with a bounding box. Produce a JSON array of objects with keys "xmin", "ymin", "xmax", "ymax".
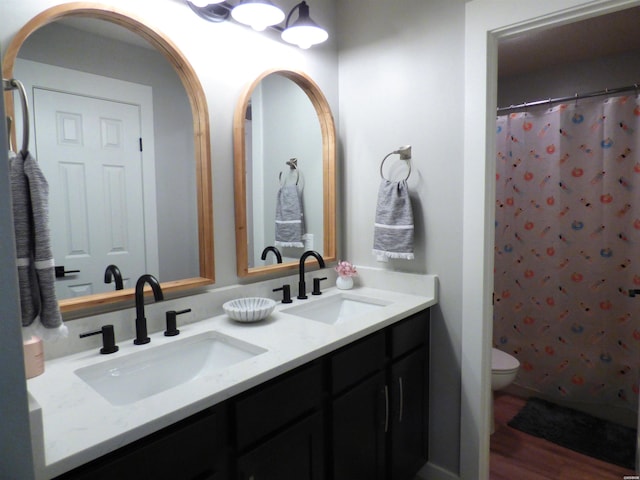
[{"xmin": 28, "ymin": 270, "xmax": 438, "ymax": 480}]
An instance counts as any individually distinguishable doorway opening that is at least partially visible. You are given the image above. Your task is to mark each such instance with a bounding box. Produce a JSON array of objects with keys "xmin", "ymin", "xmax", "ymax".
[{"xmin": 490, "ymin": 4, "xmax": 640, "ymax": 477}]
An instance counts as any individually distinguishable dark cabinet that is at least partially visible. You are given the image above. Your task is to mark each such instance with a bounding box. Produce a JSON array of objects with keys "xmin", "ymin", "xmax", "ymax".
[
  {"xmin": 234, "ymin": 361, "xmax": 324, "ymax": 480},
  {"xmin": 235, "ymin": 362, "xmax": 323, "ymax": 450},
  {"xmin": 236, "ymin": 412, "xmax": 324, "ymax": 480},
  {"xmin": 331, "ymin": 310, "xmax": 429, "ymax": 480},
  {"xmin": 332, "ymin": 371, "xmax": 387, "ymax": 480},
  {"xmin": 54, "ymin": 309, "xmax": 429, "ymax": 480},
  {"xmin": 389, "ymin": 348, "xmax": 429, "ymax": 479}
]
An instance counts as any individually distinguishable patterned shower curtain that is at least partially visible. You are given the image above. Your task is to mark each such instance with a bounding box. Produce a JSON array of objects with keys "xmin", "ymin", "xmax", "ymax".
[{"xmin": 494, "ymin": 94, "xmax": 640, "ymax": 412}]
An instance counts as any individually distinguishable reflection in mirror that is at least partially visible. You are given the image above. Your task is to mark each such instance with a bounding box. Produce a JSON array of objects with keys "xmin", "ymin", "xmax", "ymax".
[
  {"xmin": 3, "ymin": 4, "xmax": 214, "ymax": 314},
  {"xmin": 234, "ymin": 69, "xmax": 336, "ymax": 278}
]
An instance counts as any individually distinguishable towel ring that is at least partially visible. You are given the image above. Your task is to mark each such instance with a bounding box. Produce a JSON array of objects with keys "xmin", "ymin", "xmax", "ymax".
[
  {"xmin": 279, "ymin": 157, "xmax": 300, "ymax": 186},
  {"xmin": 279, "ymin": 169, "xmax": 300, "ymax": 186},
  {"xmin": 380, "ymin": 145, "xmax": 412, "ymax": 181},
  {"xmin": 3, "ymin": 78, "xmax": 30, "ymax": 157}
]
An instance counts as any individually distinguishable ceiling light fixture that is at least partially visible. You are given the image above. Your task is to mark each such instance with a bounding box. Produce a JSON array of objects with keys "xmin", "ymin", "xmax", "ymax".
[
  {"xmin": 186, "ymin": 0, "xmax": 328, "ymax": 48},
  {"xmin": 281, "ymin": 1, "xmax": 328, "ymax": 49}
]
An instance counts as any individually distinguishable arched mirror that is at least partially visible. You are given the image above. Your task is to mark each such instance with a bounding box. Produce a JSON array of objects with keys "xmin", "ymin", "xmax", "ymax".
[
  {"xmin": 233, "ymin": 69, "xmax": 336, "ymax": 277},
  {"xmin": 3, "ymin": 3, "xmax": 214, "ymax": 314}
]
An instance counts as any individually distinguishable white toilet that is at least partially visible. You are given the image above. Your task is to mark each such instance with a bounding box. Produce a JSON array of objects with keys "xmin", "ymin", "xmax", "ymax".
[{"xmin": 491, "ymin": 347, "xmax": 520, "ymax": 433}]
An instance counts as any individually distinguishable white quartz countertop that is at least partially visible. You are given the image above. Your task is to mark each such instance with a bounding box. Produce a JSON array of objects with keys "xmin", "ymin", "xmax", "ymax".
[{"xmin": 29, "ymin": 282, "xmax": 437, "ymax": 479}]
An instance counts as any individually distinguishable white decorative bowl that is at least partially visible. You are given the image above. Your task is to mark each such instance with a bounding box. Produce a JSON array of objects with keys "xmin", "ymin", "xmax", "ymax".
[{"xmin": 223, "ymin": 297, "xmax": 276, "ymax": 323}]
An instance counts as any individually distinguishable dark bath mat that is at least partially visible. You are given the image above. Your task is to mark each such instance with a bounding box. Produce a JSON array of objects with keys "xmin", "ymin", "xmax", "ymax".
[{"xmin": 508, "ymin": 397, "xmax": 637, "ymax": 470}]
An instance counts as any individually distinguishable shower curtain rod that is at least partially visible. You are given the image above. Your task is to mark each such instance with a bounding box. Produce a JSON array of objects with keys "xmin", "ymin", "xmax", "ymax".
[{"xmin": 497, "ymin": 82, "xmax": 640, "ymax": 113}]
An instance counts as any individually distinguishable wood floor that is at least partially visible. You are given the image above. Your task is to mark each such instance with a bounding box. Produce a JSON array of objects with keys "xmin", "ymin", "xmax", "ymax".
[{"xmin": 490, "ymin": 392, "xmax": 638, "ymax": 480}]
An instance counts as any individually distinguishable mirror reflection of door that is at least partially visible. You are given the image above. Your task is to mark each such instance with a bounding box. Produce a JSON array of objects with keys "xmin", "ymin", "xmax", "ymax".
[
  {"xmin": 9, "ymin": 16, "xmax": 203, "ymax": 309},
  {"xmin": 34, "ymin": 88, "xmax": 147, "ymax": 299},
  {"xmin": 15, "ymin": 59, "xmax": 160, "ymax": 300}
]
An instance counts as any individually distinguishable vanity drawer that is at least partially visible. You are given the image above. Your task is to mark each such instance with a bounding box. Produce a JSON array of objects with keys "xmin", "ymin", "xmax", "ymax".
[
  {"xmin": 330, "ymin": 331, "xmax": 386, "ymax": 395},
  {"xmin": 235, "ymin": 361, "xmax": 323, "ymax": 450},
  {"xmin": 390, "ymin": 310, "xmax": 429, "ymax": 359}
]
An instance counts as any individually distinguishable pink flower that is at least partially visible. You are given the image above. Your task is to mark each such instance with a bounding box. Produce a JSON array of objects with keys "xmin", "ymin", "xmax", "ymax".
[{"xmin": 335, "ymin": 260, "xmax": 357, "ymax": 277}]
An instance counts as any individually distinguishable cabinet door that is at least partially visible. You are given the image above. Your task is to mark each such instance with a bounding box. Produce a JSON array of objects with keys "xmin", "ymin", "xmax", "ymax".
[
  {"xmin": 236, "ymin": 412, "xmax": 324, "ymax": 480},
  {"xmin": 144, "ymin": 405, "xmax": 228, "ymax": 480},
  {"xmin": 236, "ymin": 362, "xmax": 323, "ymax": 450},
  {"xmin": 332, "ymin": 371, "xmax": 387, "ymax": 480},
  {"xmin": 390, "ymin": 348, "xmax": 428, "ymax": 480}
]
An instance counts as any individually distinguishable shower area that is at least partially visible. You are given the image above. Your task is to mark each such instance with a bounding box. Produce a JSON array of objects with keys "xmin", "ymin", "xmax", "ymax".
[
  {"xmin": 493, "ymin": 92, "xmax": 640, "ymax": 424},
  {"xmin": 493, "ymin": 7, "xmax": 640, "ymax": 429}
]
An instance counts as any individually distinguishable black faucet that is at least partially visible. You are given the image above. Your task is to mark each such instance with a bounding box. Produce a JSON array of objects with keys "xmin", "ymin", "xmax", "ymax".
[
  {"xmin": 298, "ymin": 250, "xmax": 325, "ymax": 299},
  {"xmin": 261, "ymin": 246, "xmax": 283, "ymax": 264},
  {"xmin": 104, "ymin": 264, "xmax": 124, "ymax": 290},
  {"xmin": 134, "ymin": 274, "xmax": 164, "ymax": 345}
]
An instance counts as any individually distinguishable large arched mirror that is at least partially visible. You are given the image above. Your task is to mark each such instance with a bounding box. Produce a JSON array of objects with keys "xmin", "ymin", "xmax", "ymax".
[
  {"xmin": 233, "ymin": 69, "xmax": 336, "ymax": 277},
  {"xmin": 3, "ymin": 3, "xmax": 214, "ymax": 314}
]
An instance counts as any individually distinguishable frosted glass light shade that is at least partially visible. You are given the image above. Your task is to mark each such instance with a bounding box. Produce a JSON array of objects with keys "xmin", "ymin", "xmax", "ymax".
[
  {"xmin": 231, "ymin": 1, "xmax": 285, "ymax": 31},
  {"xmin": 281, "ymin": 24, "xmax": 328, "ymax": 49}
]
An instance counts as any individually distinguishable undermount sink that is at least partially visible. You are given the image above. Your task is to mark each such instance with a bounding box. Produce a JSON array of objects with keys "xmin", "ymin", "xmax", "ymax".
[
  {"xmin": 282, "ymin": 293, "xmax": 391, "ymax": 325},
  {"xmin": 75, "ymin": 331, "xmax": 266, "ymax": 406}
]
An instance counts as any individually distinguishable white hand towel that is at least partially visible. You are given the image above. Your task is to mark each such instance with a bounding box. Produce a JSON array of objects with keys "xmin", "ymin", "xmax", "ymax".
[{"xmin": 372, "ymin": 179, "xmax": 415, "ymax": 260}]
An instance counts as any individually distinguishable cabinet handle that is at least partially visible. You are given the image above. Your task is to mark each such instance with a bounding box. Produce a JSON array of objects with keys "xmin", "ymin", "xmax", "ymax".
[
  {"xmin": 384, "ymin": 384, "xmax": 389, "ymax": 433},
  {"xmin": 398, "ymin": 376, "xmax": 404, "ymax": 423}
]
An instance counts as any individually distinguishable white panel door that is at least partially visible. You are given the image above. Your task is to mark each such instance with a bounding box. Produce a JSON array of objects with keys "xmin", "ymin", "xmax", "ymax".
[{"xmin": 33, "ymin": 88, "xmax": 146, "ymax": 299}]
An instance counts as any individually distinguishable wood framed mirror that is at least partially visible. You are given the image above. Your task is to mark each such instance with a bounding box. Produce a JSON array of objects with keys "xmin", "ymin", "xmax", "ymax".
[
  {"xmin": 3, "ymin": 3, "xmax": 214, "ymax": 314},
  {"xmin": 233, "ymin": 69, "xmax": 336, "ymax": 278}
]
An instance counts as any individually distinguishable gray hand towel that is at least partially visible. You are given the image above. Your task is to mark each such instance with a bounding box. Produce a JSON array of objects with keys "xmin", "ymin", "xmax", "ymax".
[
  {"xmin": 372, "ymin": 179, "xmax": 415, "ymax": 260},
  {"xmin": 275, "ymin": 184, "xmax": 304, "ymax": 248},
  {"xmin": 10, "ymin": 150, "xmax": 66, "ymax": 339},
  {"xmin": 10, "ymin": 151, "xmax": 38, "ymax": 324}
]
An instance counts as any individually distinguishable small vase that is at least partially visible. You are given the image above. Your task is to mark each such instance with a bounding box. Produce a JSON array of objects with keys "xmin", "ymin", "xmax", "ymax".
[{"xmin": 336, "ymin": 275, "xmax": 354, "ymax": 290}]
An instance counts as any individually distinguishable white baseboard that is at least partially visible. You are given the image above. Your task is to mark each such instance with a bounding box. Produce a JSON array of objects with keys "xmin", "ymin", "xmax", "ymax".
[{"xmin": 416, "ymin": 461, "xmax": 459, "ymax": 480}]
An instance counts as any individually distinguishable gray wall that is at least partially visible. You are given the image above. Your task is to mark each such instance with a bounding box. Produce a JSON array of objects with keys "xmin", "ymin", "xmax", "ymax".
[
  {"xmin": 0, "ymin": 85, "xmax": 36, "ymax": 479},
  {"xmin": 337, "ymin": 0, "xmax": 466, "ymax": 475}
]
